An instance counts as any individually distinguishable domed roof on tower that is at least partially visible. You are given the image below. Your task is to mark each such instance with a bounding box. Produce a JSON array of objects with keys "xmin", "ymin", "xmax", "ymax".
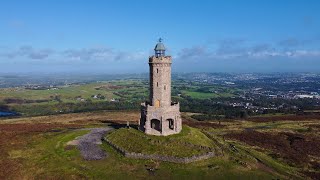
[
  {"xmin": 154, "ymin": 38, "xmax": 166, "ymax": 57},
  {"xmin": 154, "ymin": 38, "xmax": 166, "ymax": 51}
]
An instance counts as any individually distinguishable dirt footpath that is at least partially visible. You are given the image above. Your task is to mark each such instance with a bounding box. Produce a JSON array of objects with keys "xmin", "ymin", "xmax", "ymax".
[{"xmin": 68, "ymin": 127, "xmax": 113, "ymax": 160}]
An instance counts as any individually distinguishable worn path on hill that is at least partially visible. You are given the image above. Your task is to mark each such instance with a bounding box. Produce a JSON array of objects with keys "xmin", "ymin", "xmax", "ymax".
[{"xmin": 67, "ymin": 127, "xmax": 113, "ymax": 160}]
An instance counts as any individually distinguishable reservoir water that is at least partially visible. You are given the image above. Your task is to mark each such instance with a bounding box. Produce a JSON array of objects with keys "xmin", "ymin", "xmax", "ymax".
[{"xmin": 0, "ymin": 111, "xmax": 17, "ymax": 117}]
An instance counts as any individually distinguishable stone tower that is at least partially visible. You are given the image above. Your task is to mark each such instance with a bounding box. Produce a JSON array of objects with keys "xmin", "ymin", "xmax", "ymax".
[{"xmin": 140, "ymin": 39, "xmax": 182, "ymax": 136}]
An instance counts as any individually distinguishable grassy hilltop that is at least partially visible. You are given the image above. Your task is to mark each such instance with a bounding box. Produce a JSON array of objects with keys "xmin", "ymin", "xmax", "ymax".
[
  {"xmin": 107, "ymin": 125, "xmax": 215, "ymax": 158},
  {"xmin": 0, "ymin": 110, "xmax": 319, "ymax": 179}
]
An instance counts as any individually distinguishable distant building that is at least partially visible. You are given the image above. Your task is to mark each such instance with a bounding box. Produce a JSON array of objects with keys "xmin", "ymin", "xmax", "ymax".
[
  {"xmin": 139, "ymin": 39, "xmax": 182, "ymax": 136},
  {"xmin": 294, "ymin": 94, "xmax": 314, "ymax": 99}
]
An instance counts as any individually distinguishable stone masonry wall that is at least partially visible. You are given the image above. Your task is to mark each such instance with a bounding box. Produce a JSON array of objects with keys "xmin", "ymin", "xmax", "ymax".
[
  {"xmin": 149, "ymin": 56, "xmax": 172, "ymax": 107},
  {"xmin": 105, "ymin": 137, "xmax": 216, "ymax": 164}
]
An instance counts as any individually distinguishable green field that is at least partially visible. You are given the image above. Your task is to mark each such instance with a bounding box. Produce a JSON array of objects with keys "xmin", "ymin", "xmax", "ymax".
[
  {"xmin": 180, "ymin": 84, "xmax": 239, "ymax": 99},
  {"xmin": 0, "ymin": 80, "xmax": 240, "ymax": 104},
  {"xmin": 0, "ymin": 82, "xmax": 119, "ymax": 102},
  {"xmin": 181, "ymin": 90, "xmax": 234, "ymax": 99},
  {"xmin": 0, "ymin": 80, "xmax": 241, "ymax": 117}
]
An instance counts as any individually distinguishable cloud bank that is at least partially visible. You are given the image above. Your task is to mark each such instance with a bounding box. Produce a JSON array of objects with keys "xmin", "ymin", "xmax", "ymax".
[
  {"xmin": 0, "ymin": 37, "xmax": 320, "ymax": 73},
  {"xmin": 176, "ymin": 37, "xmax": 320, "ymax": 61}
]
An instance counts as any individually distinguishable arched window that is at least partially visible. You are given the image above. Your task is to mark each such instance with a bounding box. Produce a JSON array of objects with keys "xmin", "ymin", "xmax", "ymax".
[
  {"xmin": 164, "ymin": 85, "xmax": 166, "ymax": 90},
  {"xmin": 155, "ymin": 100, "xmax": 160, "ymax": 108},
  {"xmin": 151, "ymin": 119, "xmax": 161, "ymax": 131}
]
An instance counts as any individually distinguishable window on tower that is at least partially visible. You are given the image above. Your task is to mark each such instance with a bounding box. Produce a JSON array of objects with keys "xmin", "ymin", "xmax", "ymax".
[
  {"xmin": 157, "ymin": 82, "xmax": 158, "ymax": 87},
  {"xmin": 157, "ymin": 68, "xmax": 158, "ymax": 73}
]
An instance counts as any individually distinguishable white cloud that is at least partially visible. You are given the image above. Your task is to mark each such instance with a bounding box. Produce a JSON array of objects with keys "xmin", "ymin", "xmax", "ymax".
[
  {"xmin": 0, "ymin": 46, "xmax": 54, "ymax": 60},
  {"xmin": 0, "ymin": 46, "xmax": 146, "ymax": 63},
  {"xmin": 176, "ymin": 38, "xmax": 320, "ymax": 61}
]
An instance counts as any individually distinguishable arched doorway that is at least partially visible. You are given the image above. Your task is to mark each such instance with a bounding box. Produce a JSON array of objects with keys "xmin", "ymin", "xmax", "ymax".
[
  {"xmin": 151, "ymin": 119, "xmax": 161, "ymax": 131},
  {"xmin": 167, "ymin": 118, "xmax": 174, "ymax": 130}
]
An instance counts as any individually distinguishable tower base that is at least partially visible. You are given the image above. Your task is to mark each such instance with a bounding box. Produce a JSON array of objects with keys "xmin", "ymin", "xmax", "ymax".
[{"xmin": 139, "ymin": 102, "xmax": 182, "ymax": 136}]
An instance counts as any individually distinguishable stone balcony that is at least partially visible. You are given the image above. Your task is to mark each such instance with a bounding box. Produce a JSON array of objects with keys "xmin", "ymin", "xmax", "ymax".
[{"xmin": 141, "ymin": 101, "xmax": 180, "ymax": 112}]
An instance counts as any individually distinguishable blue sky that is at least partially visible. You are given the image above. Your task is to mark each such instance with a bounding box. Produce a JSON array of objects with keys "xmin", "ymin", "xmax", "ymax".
[{"xmin": 0, "ymin": 0, "xmax": 320, "ymax": 73}]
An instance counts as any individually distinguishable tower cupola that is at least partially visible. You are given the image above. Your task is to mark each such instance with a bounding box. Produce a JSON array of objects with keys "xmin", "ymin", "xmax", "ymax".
[{"xmin": 154, "ymin": 38, "xmax": 166, "ymax": 57}]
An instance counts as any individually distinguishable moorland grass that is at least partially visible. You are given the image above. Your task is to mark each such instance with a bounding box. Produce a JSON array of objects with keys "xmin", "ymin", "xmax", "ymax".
[
  {"xmin": 106, "ymin": 125, "xmax": 214, "ymax": 157},
  {"xmin": 4, "ymin": 124, "xmax": 283, "ymax": 179},
  {"xmin": 2, "ymin": 110, "xmax": 315, "ymax": 179}
]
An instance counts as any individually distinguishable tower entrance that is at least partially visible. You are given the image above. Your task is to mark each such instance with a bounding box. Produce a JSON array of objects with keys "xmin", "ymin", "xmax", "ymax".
[{"xmin": 151, "ymin": 119, "xmax": 161, "ymax": 132}]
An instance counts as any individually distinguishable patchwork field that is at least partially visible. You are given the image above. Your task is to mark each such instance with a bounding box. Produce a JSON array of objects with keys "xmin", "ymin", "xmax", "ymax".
[
  {"xmin": 0, "ymin": 82, "xmax": 123, "ymax": 103},
  {"xmin": 0, "ymin": 111, "xmax": 319, "ymax": 179},
  {"xmin": 0, "ymin": 80, "xmax": 242, "ymax": 117}
]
